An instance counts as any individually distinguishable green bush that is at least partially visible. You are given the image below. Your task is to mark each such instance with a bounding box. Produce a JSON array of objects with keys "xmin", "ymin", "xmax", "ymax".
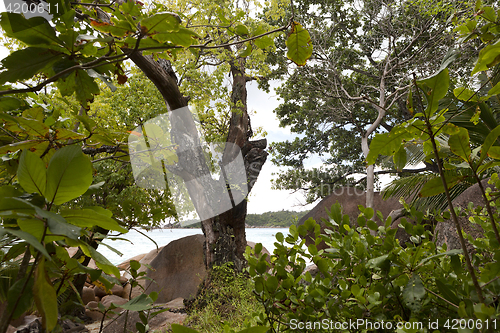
[{"xmin": 246, "ymin": 195, "xmax": 500, "ymax": 332}]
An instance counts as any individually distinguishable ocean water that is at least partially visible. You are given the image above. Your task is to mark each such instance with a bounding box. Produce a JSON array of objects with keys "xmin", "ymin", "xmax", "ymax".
[{"xmin": 99, "ymin": 228, "xmax": 291, "ymax": 265}]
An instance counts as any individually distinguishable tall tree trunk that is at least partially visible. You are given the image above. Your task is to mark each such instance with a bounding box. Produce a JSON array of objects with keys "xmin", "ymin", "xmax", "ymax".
[{"xmin": 126, "ymin": 50, "xmax": 267, "ymax": 270}]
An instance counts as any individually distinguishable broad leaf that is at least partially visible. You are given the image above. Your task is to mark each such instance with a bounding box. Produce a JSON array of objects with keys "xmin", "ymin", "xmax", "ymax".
[
  {"xmin": 286, "ymin": 22, "xmax": 313, "ymax": 66},
  {"xmin": 33, "ymin": 258, "xmax": 58, "ymax": 332},
  {"xmin": 87, "ymin": 246, "xmax": 120, "ymax": 277},
  {"xmin": 448, "ymin": 128, "xmax": 471, "ymax": 162},
  {"xmin": 0, "ymin": 12, "xmax": 62, "ymax": 46},
  {"xmin": 119, "ymin": 294, "xmax": 153, "ymax": 311},
  {"xmin": 393, "ymin": 146, "xmax": 407, "ymax": 171},
  {"xmin": 45, "ymin": 145, "xmax": 93, "ymax": 205},
  {"xmin": 417, "ymin": 69, "xmax": 449, "ymax": 117},
  {"xmin": 60, "ymin": 209, "xmax": 127, "ymax": 233},
  {"xmin": 0, "ymin": 47, "xmax": 62, "ymax": 85},
  {"xmin": 419, "ymin": 175, "xmax": 462, "ymax": 197},
  {"xmin": 153, "ymin": 28, "xmax": 199, "ymax": 47},
  {"xmin": 17, "ymin": 150, "xmax": 46, "ymax": 195},
  {"xmin": 141, "ymin": 12, "xmax": 180, "ymax": 33},
  {"xmin": 367, "ymin": 128, "xmax": 413, "ymax": 165},
  {"xmin": 479, "ymin": 124, "xmax": 500, "ymax": 164},
  {"xmin": 402, "ymin": 274, "xmax": 425, "ymax": 312},
  {"xmin": 0, "ymin": 197, "xmax": 36, "ymax": 218}
]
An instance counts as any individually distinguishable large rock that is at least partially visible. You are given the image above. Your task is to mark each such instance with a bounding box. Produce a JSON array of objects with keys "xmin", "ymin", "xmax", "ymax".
[
  {"xmin": 141, "ymin": 235, "xmax": 207, "ymax": 303},
  {"xmin": 82, "ymin": 287, "xmax": 96, "ymax": 305},
  {"xmin": 435, "ymin": 179, "xmax": 493, "ymax": 251},
  {"xmin": 298, "ymin": 187, "xmax": 402, "ymax": 248}
]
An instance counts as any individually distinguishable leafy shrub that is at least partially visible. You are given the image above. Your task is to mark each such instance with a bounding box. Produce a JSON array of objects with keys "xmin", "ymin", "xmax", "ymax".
[{"xmin": 246, "ymin": 198, "xmax": 500, "ymax": 332}]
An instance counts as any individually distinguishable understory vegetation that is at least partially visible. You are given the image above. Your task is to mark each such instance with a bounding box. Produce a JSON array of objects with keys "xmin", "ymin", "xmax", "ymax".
[{"xmin": 183, "ymin": 263, "xmax": 264, "ymax": 333}]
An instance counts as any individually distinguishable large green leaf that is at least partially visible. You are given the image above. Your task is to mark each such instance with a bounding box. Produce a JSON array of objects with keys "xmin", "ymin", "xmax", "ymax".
[
  {"xmin": 60, "ymin": 208, "xmax": 127, "ymax": 233},
  {"xmin": 0, "ymin": 12, "xmax": 63, "ymax": 46},
  {"xmin": 33, "ymin": 258, "xmax": 58, "ymax": 332},
  {"xmin": 7, "ymin": 277, "xmax": 34, "ymax": 319},
  {"xmin": 119, "ymin": 294, "xmax": 153, "ymax": 311},
  {"xmin": 367, "ymin": 128, "xmax": 413, "ymax": 165},
  {"xmin": 0, "ymin": 197, "xmax": 36, "ymax": 218},
  {"xmin": 448, "ymin": 128, "xmax": 471, "ymax": 162},
  {"xmin": 286, "ymin": 22, "xmax": 313, "ymax": 66},
  {"xmin": 153, "ymin": 28, "xmax": 199, "ymax": 47},
  {"xmin": 419, "ymin": 175, "xmax": 462, "ymax": 197},
  {"xmin": 402, "ymin": 274, "xmax": 425, "ymax": 312},
  {"xmin": 417, "ymin": 69, "xmax": 449, "ymax": 117},
  {"xmin": 86, "ymin": 246, "xmax": 120, "ymax": 278},
  {"xmin": 0, "ymin": 47, "xmax": 62, "ymax": 85},
  {"xmin": 45, "ymin": 145, "xmax": 93, "ymax": 205},
  {"xmin": 17, "ymin": 150, "xmax": 46, "ymax": 196},
  {"xmin": 479, "ymin": 124, "xmax": 500, "ymax": 164},
  {"xmin": 141, "ymin": 12, "xmax": 180, "ymax": 33},
  {"xmin": 37, "ymin": 210, "xmax": 81, "ymax": 240},
  {"xmin": 56, "ymin": 69, "xmax": 100, "ymax": 106}
]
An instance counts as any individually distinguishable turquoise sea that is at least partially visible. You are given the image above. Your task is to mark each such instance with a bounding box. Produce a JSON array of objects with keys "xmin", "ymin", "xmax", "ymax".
[{"xmin": 99, "ymin": 228, "xmax": 290, "ymax": 265}]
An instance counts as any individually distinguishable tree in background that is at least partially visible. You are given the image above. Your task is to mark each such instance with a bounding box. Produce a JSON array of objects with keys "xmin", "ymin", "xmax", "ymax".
[{"xmin": 269, "ymin": 0, "xmax": 471, "ymax": 207}]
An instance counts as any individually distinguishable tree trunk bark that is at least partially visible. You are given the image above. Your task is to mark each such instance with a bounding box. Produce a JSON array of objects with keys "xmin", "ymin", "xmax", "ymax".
[{"xmin": 126, "ymin": 50, "xmax": 267, "ymax": 270}]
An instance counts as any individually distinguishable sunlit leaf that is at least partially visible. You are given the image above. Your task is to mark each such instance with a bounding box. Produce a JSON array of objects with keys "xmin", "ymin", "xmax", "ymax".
[{"xmin": 286, "ymin": 22, "xmax": 313, "ymax": 66}]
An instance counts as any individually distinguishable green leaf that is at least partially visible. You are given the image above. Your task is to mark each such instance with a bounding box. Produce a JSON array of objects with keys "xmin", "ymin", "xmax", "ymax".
[
  {"xmin": 453, "ymin": 87, "xmax": 480, "ymax": 102},
  {"xmin": 33, "ymin": 258, "xmax": 58, "ymax": 331},
  {"xmin": 472, "ymin": 40, "xmax": 500, "ymax": 74},
  {"xmin": 1, "ymin": 228, "xmax": 50, "ymax": 258},
  {"xmin": 234, "ymin": 24, "xmax": 249, "ymax": 36},
  {"xmin": 37, "ymin": 210, "xmax": 81, "ymax": 240},
  {"xmin": 17, "ymin": 150, "xmax": 46, "ymax": 196},
  {"xmin": 45, "ymin": 145, "xmax": 93, "ymax": 205},
  {"xmin": 7, "ymin": 277, "xmax": 34, "ymax": 319},
  {"xmin": 417, "ymin": 69, "xmax": 449, "ymax": 117},
  {"xmin": 238, "ymin": 42, "xmax": 253, "ymax": 58},
  {"xmin": 0, "ymin": 197, "xmax": 36, "ymax": 218},
  {"xmin": 141, "ymin": 12, "xmax": 180, "ymax": 33},
  {"xmin": 265, "ymin": 275, "xmax": 279, "ymax": 291},
  {"xmin": 435, "ymin": 279, "xmax": 460, "ymax": 306},
  {"xmin": 418, "ymin": 249, "xmax": 462, "ymax": 266},
  {"xmin": 0, "ymin": 47, "xmax": 62, "ymax": 85},
  {"xmin": 286, "ymin": 22, "xmax": 313, "ymax": 66},
  {"xmin": 487, "ymin": 146, "xmax": 500, "ymax": 159},
  {"xmin": 393, "ymin": 146, "xmax": 407, "ymax": 171},
  {"xmin": 367, "ymin": 128, "xmax": 413, "ymax": 165},
  {"xmin": 171, "ymin": 324, "xmax": 199, "ymax": 333},
  {"xmin": 419, "ymin": 175, "xmax": 462, "ymax": 197},
  {"xmin": 0, "ymin": 13, "xmax": 63, "ymax": 46},
  {"xmin": 402, "ymin": 274, "xmax": 425, "ymax": 312},
  {"xmin": 487, "ymin": 82, "xmax": 500, "ymax": 97},
  {"xmin": 479, "ymin": 124, "xmax": 500, "ymax": 164},
  {"xmin": 153, "ymin": 28, "xmax": 199, "ymax": 47},
  {"xmin": 119, "ymin": 294, "xmax": 153, "ymax": 311},
  {"xmin": 87, "ymin": 246, "xmax": 120, "ymax": 278},
  {"xmin": 60, "ymin": 209, "xmax": 127, "ymax": 233},
  {"xmin": 367, "ymin": 254, "xmax": 389, "ymax": 269},
  {"xmin": 448, "ymin": 128, "xmax": 471, "ymax": 161},
  {"xmin": 0, "ymin": 96, "xmax": 23, "ymax": 111}
]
